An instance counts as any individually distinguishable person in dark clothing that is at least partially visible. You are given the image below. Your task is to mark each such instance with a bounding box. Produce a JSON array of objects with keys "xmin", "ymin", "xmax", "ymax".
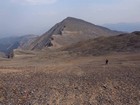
[{"xmin": 105, "ymin": 59, "xmax": 109, "ymax": 65}]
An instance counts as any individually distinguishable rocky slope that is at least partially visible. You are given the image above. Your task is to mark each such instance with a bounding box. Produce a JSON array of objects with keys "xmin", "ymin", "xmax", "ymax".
[
  {"xmin": 0, "ymin": 51, "xmax": 140, "ymax": 105},
  {"xmin": 62, "ymin": 31, "xmax": 140, "ymax": 56},
  {"xmin": 29, "ymin": 17, "xmax": 121, "ymax": 50}
]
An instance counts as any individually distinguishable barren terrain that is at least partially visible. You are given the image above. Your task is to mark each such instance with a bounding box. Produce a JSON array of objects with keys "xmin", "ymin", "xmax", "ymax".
[{"xmin": 0, "ymin": 51, "xmax": 140, "ymax": 105}]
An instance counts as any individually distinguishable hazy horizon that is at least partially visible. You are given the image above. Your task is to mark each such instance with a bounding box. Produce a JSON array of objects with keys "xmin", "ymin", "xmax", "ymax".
[{"xmin": 0, "ymin": 0, "xmax": 140, "ymax": 37}]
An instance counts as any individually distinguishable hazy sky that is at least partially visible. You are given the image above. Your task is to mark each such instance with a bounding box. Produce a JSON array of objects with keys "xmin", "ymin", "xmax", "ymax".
[{"xmin": 0, "ymin": 0, "xmax": 140, "ymax": 36}]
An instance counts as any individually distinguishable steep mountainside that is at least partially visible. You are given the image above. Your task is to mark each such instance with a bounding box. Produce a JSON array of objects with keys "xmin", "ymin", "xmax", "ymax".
[
  {"xmin": 19, "ymin": 35, "xmax": 38, "ymax": 50},
  {"xmin": 62, "ymin": 31, "xmax": 140, "ymax": 55},
  {"xmin": 29, "ymin": 17, "xmax": 121, "ymax": 50}
]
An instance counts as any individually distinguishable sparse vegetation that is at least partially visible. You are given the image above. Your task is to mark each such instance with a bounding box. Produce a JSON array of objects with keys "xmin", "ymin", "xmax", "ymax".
[
  {"xmin": 0, "ymin": 51, "xmax": 140, "ymax": 105},
  {"xmin": 62, "ymin": 31, "xmax": 140, "ymax": 56}
]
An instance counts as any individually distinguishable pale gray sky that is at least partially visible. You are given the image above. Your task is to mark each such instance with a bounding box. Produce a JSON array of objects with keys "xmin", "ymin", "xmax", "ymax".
[{"xmin": 0, "ymin": 0, "xmax": 140, "ymax": 36}]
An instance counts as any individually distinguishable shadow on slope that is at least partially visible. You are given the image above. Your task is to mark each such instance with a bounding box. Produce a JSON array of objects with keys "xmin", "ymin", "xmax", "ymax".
[{"xmin": 62, "ymin": 31, "xmax": 140, "ymax": 56}]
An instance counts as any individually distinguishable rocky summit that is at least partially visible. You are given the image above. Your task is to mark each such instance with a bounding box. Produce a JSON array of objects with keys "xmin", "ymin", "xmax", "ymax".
[{"xmin": 29, "ymin": 17, "xmax": 121, "ymax": 50}]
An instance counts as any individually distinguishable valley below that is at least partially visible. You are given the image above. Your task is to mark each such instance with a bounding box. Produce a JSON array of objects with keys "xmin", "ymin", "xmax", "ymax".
[{"xmin": 0, "ymin": 51, "xmax": 140, "ymax": 105}]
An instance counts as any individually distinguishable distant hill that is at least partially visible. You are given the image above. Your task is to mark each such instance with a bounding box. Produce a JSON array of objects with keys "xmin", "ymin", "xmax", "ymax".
[
  {"xmin": 103, "ymin": 23, "xmax": 140, "ymax": 32},
  {"xmin": 62, "ymin": 31, "xmax": 140, "ymax": 56},
  {"xmin": 0, "ymin": 35, "xmax": 37, "ymax": 56},
  {"xmin": 29, "ymin": 17, "xmax": 121, "ymax": 50}
]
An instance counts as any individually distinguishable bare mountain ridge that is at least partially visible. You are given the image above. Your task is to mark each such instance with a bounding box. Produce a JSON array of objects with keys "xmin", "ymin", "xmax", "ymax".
[
  {"xmin": 29, "ymin": 17, "xmax": 121, "ymax": 50},
  {"xmin": 62, "ymin": 31, "xmax": 140, "ymax": 56}
]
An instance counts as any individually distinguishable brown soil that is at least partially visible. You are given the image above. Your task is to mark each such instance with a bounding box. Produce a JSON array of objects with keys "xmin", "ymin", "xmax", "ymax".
[{"xmin": 0, "ymin": 52, "xmax": 140, "ymax": 105}]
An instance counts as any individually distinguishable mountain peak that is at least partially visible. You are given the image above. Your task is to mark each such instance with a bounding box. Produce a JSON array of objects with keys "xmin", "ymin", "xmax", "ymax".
[
  {"xmin": 62, "ymin": 17, "xmax": 87, "ymax": 24},
  {"xmin": 64, "ymin": 17, "xmax": 78, "ymax": 20},
  {"xmin": 29, "ymin": 17, "xmax": 122, "ymax": 50}
]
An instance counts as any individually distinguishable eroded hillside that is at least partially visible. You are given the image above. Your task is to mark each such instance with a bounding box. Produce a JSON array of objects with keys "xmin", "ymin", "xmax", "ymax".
[
  {"xmin": 62, "ymin": 31, "xmax": 140, "ymax": 56},
  {"xmin": 29, "ymin": 17, "xmax": 121, "ymax": 50}
]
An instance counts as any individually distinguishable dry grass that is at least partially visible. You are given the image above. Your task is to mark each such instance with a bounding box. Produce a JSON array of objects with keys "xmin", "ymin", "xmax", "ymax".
[{"xmin": 62, "ymin": 32, "xmax": 140, "ymax": 56}]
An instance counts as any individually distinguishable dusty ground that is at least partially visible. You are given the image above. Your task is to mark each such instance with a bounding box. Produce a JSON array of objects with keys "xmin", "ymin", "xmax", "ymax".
[{"xmin": 0, "ymin": 51, "xmax": 140, "ymax": 105}]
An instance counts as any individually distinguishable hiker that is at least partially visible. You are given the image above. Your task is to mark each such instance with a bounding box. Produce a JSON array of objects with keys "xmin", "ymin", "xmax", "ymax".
[{"xmin": 105, "ymin": 59, "xmax": 109, "ymax": 65}]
